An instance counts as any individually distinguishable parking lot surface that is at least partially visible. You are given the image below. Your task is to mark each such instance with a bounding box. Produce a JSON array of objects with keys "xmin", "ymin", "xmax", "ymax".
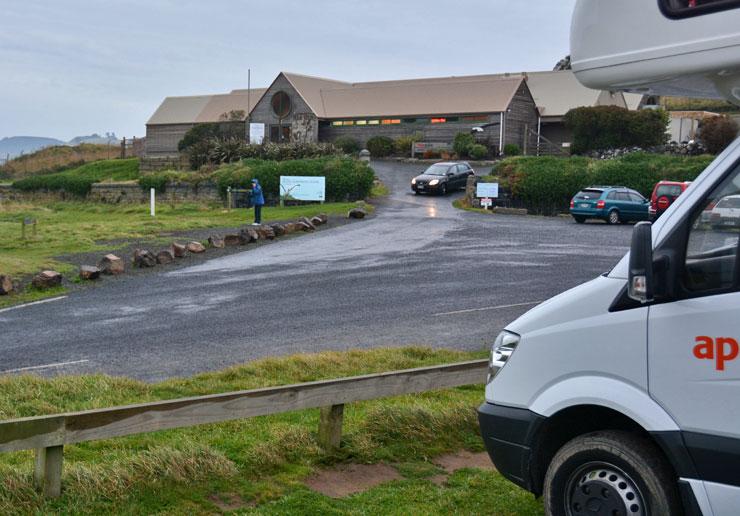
[{"xmin": 0, "ymin": 162, "xmax": 633, "ymax": 381}]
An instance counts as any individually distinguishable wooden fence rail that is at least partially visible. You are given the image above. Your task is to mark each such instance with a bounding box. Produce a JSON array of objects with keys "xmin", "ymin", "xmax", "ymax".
[{"xmin": 0, "ymin": 359, "xmax": 489, "ymax": 498}]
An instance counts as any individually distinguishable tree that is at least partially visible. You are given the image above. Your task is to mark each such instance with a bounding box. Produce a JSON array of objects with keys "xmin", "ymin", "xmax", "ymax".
[{"xmin": 700, "ymin": 115, "xmax": 739, "ymax": 154}]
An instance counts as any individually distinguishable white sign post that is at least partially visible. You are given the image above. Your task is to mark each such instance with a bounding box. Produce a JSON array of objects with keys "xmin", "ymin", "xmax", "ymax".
[
  {"xmin": 476, "ymin": 183, "xmax": 499, "ymax": 210},
  {"xmin": 249, "ymin": 123, "xmax": 265, "ymax": 144},
  {"xmin": 150, "ymin": 188, "xmax": 156, "ymax": 217},
  {"xmin": 279, "ymin": 176, "xmax": 326, "ymax": 204}
]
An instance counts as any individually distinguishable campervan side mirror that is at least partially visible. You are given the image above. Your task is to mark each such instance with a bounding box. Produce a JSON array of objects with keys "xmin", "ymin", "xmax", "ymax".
[{"xmin": 628, "ymin": 222, "xmax": 654, "ymax": 303}]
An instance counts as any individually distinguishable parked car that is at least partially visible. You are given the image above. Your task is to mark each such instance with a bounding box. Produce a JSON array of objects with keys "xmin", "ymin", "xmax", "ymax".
[
  {"xmin": 649, "ymin": 180, "xmax": 691, "ymax": 221},
  {"xmin": 710, "ymin": 194, "xmax": 740, "ymax": 229},
  {"xmin": 569, "ymin": 186, "xmax": 649, "ymax": 224},
  {"xmin": 411, "ymin": 162, "xmax": 475, "ymax": 195}
]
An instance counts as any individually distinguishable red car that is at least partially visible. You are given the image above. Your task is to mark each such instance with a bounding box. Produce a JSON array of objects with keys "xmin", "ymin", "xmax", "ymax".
[{"xmin": 649, "ymin": 180, "xmax": 691, "ymax": 221}]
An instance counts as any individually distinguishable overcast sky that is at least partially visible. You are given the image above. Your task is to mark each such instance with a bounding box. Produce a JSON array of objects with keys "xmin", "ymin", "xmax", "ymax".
[{"xmin": 1, "ymin": 0, "xmax": 576, "ymax": 141}]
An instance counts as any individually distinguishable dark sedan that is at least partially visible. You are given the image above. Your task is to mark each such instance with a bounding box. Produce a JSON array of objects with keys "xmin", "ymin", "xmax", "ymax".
[{"xmin": 411, "ymin": 162, "xmax": 475, "ymax": 195}]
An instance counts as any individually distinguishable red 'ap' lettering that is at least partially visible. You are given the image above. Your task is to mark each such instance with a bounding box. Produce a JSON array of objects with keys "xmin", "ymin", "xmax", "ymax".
[{"xmin": 693, "ymin": 336, "xmax": 739, "ymax": 371}]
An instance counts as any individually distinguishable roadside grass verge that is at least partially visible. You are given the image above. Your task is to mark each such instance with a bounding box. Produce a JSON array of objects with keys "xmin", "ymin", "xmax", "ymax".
[
  {"xmin": 0, "ymin": 347, "xmax": 543, "ymax": 515},
  {"xmin": 0, "ymin": 200, "xmax": 364, "ymax": 279}
]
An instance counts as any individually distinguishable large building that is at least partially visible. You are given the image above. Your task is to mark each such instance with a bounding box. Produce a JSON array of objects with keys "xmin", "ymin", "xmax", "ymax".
[{"xmin": 145, "ymin": 70, "xmax": 642, "ymax": 159}]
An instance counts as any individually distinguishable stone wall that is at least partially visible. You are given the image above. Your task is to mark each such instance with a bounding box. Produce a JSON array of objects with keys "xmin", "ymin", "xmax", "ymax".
[
  {"xmin": 89, "ymin": 182, "xmax": 221, "ymax": 203},
  {"xmin": 140, "ymin": 155, "xmax": 189, "ymax": 173}
]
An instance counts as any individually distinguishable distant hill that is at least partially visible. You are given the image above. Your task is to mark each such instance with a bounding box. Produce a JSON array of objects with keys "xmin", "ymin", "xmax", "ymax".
[
  {"xmin": 0, "ymin": 136, "xmax": 65, "ymax": 162},
  {"xmin": 0, "ymin": 133, "xmax": 120, "ymax": 163}
]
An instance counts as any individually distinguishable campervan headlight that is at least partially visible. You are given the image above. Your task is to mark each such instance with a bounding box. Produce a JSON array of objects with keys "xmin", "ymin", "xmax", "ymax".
[{"xmin": 487, "ymin": 331, "xmax": 520, "ymax": 384}]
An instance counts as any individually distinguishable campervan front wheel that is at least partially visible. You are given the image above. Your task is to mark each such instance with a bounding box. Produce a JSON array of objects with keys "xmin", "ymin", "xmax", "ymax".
[{"xmin": 543, "ymin": 431, "xmax": 680, "ymax": 516}]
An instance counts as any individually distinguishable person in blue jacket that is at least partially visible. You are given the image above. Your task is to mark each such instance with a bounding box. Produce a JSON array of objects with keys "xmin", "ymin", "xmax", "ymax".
[{"xmin": 250, "ymin": 178, "xmax": 265, "ymax": 225}]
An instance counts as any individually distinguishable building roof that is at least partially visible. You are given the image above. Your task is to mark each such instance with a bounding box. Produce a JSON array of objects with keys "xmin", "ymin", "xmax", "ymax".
[
  {"xmin": 147, "ymin": 70, "xmax": 642, "ymax": 125},
  {"xmin": 317, "ymin": 75, "xmax": 525, "ymax": 118},
  {"xmin": 147, "ymin": 89, "xmax": 267, "ymax": 125}
]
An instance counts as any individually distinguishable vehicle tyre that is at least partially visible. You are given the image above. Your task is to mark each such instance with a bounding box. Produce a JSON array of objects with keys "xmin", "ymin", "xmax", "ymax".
[
  {"xmin": 440, "ymin": 184, "xmax": 447, "ymax": 196},
  {"xmin": 543, "ymin": 431, "xmax": 681, "ymax": 516},
  {"xmin": 606, "ymin": 210, "xmax": 620, "ymax": 225},
  {"xmin": 414, "ymin": 191, "xmax": 420, "ymax": 195},
  {"xmin": 573, "ymin": 216, "xmax": 586, "ymax": 224}
]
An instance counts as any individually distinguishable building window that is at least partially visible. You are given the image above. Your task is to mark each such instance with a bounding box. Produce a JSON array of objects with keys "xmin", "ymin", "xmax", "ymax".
[
  {"xmin": 271, "ymin": 91, "xmax": 292, "ymax": 118},
  {"xmin": 659, "ymin": 0, "xmax": 740, "ymax": 18},
  {"xmin": 270, "ymin": 124, "xmax": 291, "ymax": 143},
  {"xmin": 402, "ymin": 118, "xmax": 417, "ymax": 124},
  {"xmin": 463, "ymin": 115, "xmax": 489, "ymax": 122},
  {"xmin": 356, "ymin": 120, "xmax": 367, "ymax": 125},
  {"xmin": 368, "ymin": 120, "xmax": 380, "ymax": 125},
  {"xmin": 381, "ymin": 119, "xmax": 401, "ymax": 125},
  {"xmin": 431, "ymin": 118, "xmax": 447, "ymax": 124},
  {"xmin": 331, "ymin": 121, "xmax": 343, "ymax": 126}
]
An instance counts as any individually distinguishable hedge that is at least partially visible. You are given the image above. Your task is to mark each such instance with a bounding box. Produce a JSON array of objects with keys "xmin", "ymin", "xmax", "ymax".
[
  {"xmin": 12, "ymin": 159, "xmax": 140, "ymax": 196},
  {"xmin": 495, "ymin": 153, "xmax": 715, "ymax": 214},
  {"xmin": 212, "ymin": 157, "xmax": 375, "ymax": 203},
  {"xmin": 366, "ymin": 136, "xmax": 394, "ymax": 157},
  {"xmin": 564, "ymin": 106, "xmax": 669, "ymax": 154}
]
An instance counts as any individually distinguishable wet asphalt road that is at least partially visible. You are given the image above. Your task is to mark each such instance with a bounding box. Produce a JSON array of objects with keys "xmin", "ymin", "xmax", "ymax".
[{"xmin": 0, "ymin": 162, "xmax": 633, "ymax": 381}]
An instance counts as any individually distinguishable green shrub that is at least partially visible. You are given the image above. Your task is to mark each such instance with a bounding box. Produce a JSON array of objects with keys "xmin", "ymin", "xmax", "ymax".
[
  {"xmin": 700, "ymin": 115, "xmax": 738, "ymax": 154},
  {"xmin": 212, "ymin": 157, "xmax": 374, "ymax": 203},
  {"xmin": 366, "ymin": 136, "xmax": 394, "ymax": 157},
  {"xmin": 178, "ymin": 123, "xmax": 243, "ymax": 152},
  {"xmin": 503, "ymin": 144, "xmax": 520, "ymax": 156},
  {"xmin": 333, "ymin": 136, "xmax": 361, "ymax": 155},
  {"xmin": 12, "ymin": 159, "xmax": 140, "ymax": 197},
  {"xmin": 468, "ymin": 144, "xmax": 488, "ymax": 160},
  {"xmin": 564, "ymin": 106, "xmax": 669, "ymax": 154},
  {"xmin": 495, "ymin": 153, "xmax": 713, "ymax": 214},
  {"xmin": 394, "ymin": 133, "xmax": 423, "ymax": 157},
  {"xmin": 138, "ymin": 171, "xmax": 187, "ymax": 193},
  {"xmin": 453, "ymin": 133, "xmax": 475, "ymax": 157}
]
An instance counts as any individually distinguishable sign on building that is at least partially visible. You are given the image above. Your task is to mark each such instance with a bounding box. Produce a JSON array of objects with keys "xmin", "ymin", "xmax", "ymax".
[
  {"xmin": 476, "ymin": 182, "xmax": 499, "ymax": 198},
  {"xmin": 249, "ymin": 123, "xmax": 265, "ymax": 144},
  {"xmin": 280, "ymin": 176, "xmax": 326, "ymax": 202}
]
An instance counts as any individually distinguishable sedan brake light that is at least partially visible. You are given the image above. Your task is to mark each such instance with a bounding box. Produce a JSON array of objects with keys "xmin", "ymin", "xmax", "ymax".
[
  {"xmin": 596, "ymin": 200, "xmax": 606, "ymax": 209},
  {"xmin": 570, "ymin": 200, "xmax": 575, "ymax": 209}
]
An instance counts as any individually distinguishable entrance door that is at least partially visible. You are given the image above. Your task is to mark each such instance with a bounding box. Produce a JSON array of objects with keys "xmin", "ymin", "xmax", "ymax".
[
  {"xmin": 648, "ymin": 160, "xmax": 740, "ymax": 498},
  {"xmin": 270, "ymin": 124, "xmax": 291, "ymax": 143}
]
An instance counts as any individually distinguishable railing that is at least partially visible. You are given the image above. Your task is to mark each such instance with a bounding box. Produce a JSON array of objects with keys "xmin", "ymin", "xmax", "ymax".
[
  {"xmin": 526, "ymin": 128, "xmax": 569, "ymax": 156},
  {"xmin": 0, "ymin": 359, "xmax": 489, "ymax": 498}
]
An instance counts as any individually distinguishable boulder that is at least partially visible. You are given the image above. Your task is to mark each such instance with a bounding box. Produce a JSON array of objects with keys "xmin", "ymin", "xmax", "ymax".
[
  {"xmin": 208, "ymin": 236, "xmax": 225, "ymax": 249},
  {"xmin": 133, "ymin": 249, "xmax": 157, "ymax": 268},
  {"xmin": 315, "ymin": 213, "xmax": 329, "ymax": 224},
  {"xmin": 224, "ymin": 234, "xmax": 243, "ymax": 246},
  {"xmin": 297, "ymin": 221, "xmax": 313, "ymax": 231},
  {"xmin": 283, "ymin": 222, "xmax": 298, "ymax": 234},
  {"xmin": 99, "ymin": 254, "xmax": 125, "ymax": 275},
  {"xmin": 156, "ymin": 250, "xmax": 175, "ymax": 265},
  {"xmin": 32, "ymin": 270, "xmax": 62, "ymax": 289},
  {"xmin": 298, "ymin": 216, "xmax": 316, "ymax": 230},
  {"xmin": 310, "ymin": 216, "xmax": 324, "ymax": 226},
  {"xmin": 79, "ymin": 266, "xmax": 101, "ymax": 281},
  {"xmin": 186, "ymin": 241, "xmax": 206, "ymax": 254},
  {"xmin": 171, "ymin": 243, "xmax": 187, "ymax": 258},
  {"xmin": 269, "ymin": 223, "xmax": 286, "ymax": 237},
  {"xmin": 348, "ymin": 208, "xmax": 367, "ymax": 219},
  {"xmin": 256, "ymin": 225, "xmax": 275, "ymax": 240},
  {"xmin": 0, "ymin": 275, "xmax": 14, "ymax": 295},
  {"xmin": 239, "ymin": 228, "xmax": 259, "ymax": 243}
]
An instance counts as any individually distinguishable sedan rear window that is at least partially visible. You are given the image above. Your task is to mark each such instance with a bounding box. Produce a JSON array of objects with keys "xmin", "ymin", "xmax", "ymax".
[
  {"xmin": 659, "ymin": 0, "xmax": 740, "ymax": 18},
  {"xmin": 575, "ymin": 190, "xmax": 603, "ymax": 200},
  {"xmin": 716, "ymin": 197, "xmax": 740, "ymax": 209}
]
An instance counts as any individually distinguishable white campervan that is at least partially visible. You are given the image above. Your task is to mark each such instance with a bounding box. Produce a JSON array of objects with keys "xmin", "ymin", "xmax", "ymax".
[{"xmin": 478, "ymin": 1, "xmax": 740, "ymax": 515}]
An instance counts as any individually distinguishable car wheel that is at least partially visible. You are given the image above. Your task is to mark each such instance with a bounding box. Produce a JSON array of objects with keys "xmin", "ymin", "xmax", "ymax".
[
  {"xmin": 440, "ymin": 184, "xmax": 447, "ymax": 196},
  {"xmin": 606, "ymin": 210, "xmax": 620, "ymax": 225},
  {"xmin": 544, "ymin": 431, "xmax": 680, "ymax": 516},
  {"xmin": 573, "ymin": 216, "xmax": 586, "ymax": 224}
]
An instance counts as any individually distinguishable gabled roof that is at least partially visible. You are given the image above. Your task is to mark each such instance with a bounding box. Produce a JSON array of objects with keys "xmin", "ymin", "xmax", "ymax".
[
  {"xmin": 147, "ymin": 89, "xmax": 267, "ymax": 125},
  {"xmin": 317, "ymin": 75, "xmax": 526, "ymax": 118}
]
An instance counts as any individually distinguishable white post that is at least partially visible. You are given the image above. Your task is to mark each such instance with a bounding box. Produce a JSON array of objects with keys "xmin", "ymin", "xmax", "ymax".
[
  {"xmin": 150, "ymin": 188, "xmax": 155, "ymax": 217},
  {"xmin": 499, "ymin": 113, "xmax": 504, "ymax": 156}
]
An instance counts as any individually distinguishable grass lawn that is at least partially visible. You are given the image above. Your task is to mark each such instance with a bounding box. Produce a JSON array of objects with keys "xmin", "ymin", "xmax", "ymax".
[
  {"xmin": 0, "ymin": 347, "xmax": 543, "ymax": 515},
  {"xmin": 0, "ymin": 200, "xmax": 365, "ymax": 280}
]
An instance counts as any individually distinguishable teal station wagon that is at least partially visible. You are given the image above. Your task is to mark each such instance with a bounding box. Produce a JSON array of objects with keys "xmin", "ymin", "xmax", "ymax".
[{"xmin": 569, "ymin": 186, "xmax": 650, "ymax": 224}]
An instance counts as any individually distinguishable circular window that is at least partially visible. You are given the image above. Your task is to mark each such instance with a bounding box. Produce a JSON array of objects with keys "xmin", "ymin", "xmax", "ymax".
[{"xmin": 271, "ymin": 91, "xmax": 292, "ymax": 118}]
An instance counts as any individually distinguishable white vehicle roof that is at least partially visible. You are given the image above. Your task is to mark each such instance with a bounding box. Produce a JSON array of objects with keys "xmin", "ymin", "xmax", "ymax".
[{"xmin": 570, "ymin": 0, "xmax": 740, "ymax": 104}]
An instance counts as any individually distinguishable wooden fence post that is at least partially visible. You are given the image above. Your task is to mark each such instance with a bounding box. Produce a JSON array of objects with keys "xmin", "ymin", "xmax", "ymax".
[
  {"xmin": 34, "ymin": 445, "xmax": 63, "ymax": 498},
  {"xmin": 318, "ymin": 404, "xmax": 344, "ymax": 451}
]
